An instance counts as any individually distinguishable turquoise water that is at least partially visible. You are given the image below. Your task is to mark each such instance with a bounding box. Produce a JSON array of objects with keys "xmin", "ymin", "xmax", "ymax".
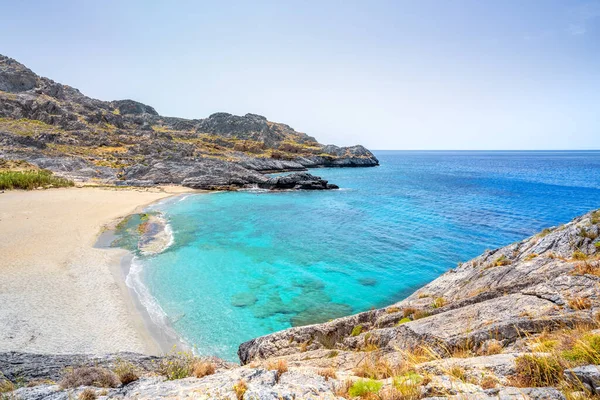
[{"xmin": 133, "ymin": 151, "xmax": 600, "ymax": 361}]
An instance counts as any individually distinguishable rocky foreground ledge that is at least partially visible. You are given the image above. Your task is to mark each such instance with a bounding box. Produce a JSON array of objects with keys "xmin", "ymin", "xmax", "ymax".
[{"xmin": 2, "ymin": 210, "xmax": 600, "ymax": 399}]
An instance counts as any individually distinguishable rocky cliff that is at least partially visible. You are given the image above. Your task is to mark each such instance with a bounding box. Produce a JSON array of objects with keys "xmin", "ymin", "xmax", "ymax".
[
  {"xmin": 2, "ymin": 210, "xmax": 600, "ymax": 399},
  {"xmin": 0, "ymin": 55, "xmax": 378, "ymax": 190}
]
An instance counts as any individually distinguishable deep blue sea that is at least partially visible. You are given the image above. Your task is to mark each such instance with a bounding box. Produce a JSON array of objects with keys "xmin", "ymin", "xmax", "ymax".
[{"xmin": 132, "ymin": 151, "xmax": 600, "ymax": 361}]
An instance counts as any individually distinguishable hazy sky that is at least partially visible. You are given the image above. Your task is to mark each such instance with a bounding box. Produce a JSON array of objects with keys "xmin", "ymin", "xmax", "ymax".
[{"xmin": 1, "ymin": 1, "xmax": 599, "ymax": 149}]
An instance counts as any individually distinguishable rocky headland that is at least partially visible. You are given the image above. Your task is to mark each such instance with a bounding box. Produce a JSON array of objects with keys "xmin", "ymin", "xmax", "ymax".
[
  {"xmin": 2, "ymin": 209, "xmax": 600, "ymax": 399},
  {"xmin": 0, "ymin": 54, "xmax": 377, "ymax": 191}
]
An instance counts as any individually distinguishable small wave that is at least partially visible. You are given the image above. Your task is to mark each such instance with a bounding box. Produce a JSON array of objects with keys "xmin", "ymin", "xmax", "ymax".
[{"xmin": 126, "ymin": 256, "xmax": 180, "ymax": 341}]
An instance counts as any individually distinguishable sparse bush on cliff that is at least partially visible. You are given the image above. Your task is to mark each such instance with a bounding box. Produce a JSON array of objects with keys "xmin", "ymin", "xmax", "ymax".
[
  {"xmin": 351, "ymin": 325, "xmax": 363, "ymax": 336},
  {"xmin": 60, "ymin": 367, "xmax": 119, "ymax": 389},
  {"xmin": 572, "ymin": 250, "xmax": 588, "ymax": 260},
  {"xmin": 431, "ymin": 297, "xmax": 446, "ymax": 309},
  {"xmin": 512, "ymin": 354, "xmax": 564, "ymax": 387},
  {"xmin": 0, "ymin": 169, "xmax": 74, "ymax": 190},
  {"xmin": 265, "ymin": 359, "xmax": 288, "ymax": 382},
  {"xmin": 562, "ymin": 333, "xmax": 600, "ymax": 364},
  {"xmin": 112, "ymin": 360, "xmax": 139, "ymax": 385},
  {"xmin": 192, "ymin": 361, "xmax": 216, "ymax": 378},
  {"xmin": 158, "ymin": 351, "xmax": 196, "ymax": 380},
  {"xmin": 0, "ymin": 377, "xmax": 15, "ymax": 393},
  {"xmin": 233, "ymin": 379, "xmax": 247, "ymax": 400},
  {"xmin": 78, "ymin": 388, "xmax": 97, "ymax": 400},
  {"xmin": 157, "ymin": 350, "xmax": 218, "ymax": 381},
  {"xmin": 318, "ymin": 367, "xmax": 337, "ymax": 381}
]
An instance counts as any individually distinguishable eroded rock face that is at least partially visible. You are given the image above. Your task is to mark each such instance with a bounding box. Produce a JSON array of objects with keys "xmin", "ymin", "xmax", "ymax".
[{"xmin": 0, "ymin": 54, "xmax": 378, "ymax": 190}]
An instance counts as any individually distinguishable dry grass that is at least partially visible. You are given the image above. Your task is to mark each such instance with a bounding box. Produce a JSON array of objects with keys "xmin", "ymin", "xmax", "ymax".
[
  {"xmin": 233, "ymin": 379, "xmax": 247, "ymax": 400},
  {"xmin": 318, "ymin": 367, "xmax": 337, "ymax": 381},
  {"xmin": 511, "ymin": 354, "xmax": 564, "ymax": 387},
  {"xmin": 386, "ymin": 306, "xmax": 401, "ymax": 314},
  {"xmin": 447, "ymin": 365, "xmax": 467, "ymax": 382},
  {"xmin": 403, "ymin": 308, "xmax": 417, "ymax": 318},
  {"xmin": 60, "ymin": 367, "xmax": 119, "ymax": 389},
  {"xmin": 354, "ymin": 355, "xmax": 396, "ymax": 379},
  {"xmin": 112, "ymin": 360, "xmax": 139, "ymax": 385},
  {"xmin": 480, "ymin": 374, "xmax": 498, "ymax": 389},
  {"xmin": 192, "ymin": 361, "xmax": 216, "ymax": 378},
  {"xmin": 334, "ymin": 379, "xmax": 353, "ymax": 398},
  {"xmin": 572, "ymin": 250, "xmax": 588, "ymax": 261},
  {"xmin": 480, "ymin": 340, "xmax": 503, "ymax": 356},
  {"xmin": 299, "ymin": 341, "xmax": 309, "ymax": 352},
  {"xmin": 391, "ymin": 372, "xmax": 425, "ymax": 400},
  {"xmin": 157, "ymin": 350, "xmax": 214, "ymax": 380},
  {"xmin": 572, "ymin": 261, "xmax": 600, "ymax": 277},
  {"xmin": 78, "ymin": 388, "xmax": 97, "ymax": 400},
  {"xmin": 0, "ymin": 378, "xmax": 14, "ymax": 393},
  {"xmin": 431, "ymin": 297, "xmax": 446, "ymax": 309},
  {"xmin": 568, "ymin": 297, "xmax": 592, "ymax": 310},
  {"xmin": 265, "ymin": 359, "xmax": 288, "ymax": 381},
  {"xmin": 494, "ymin": 255, "xmax": 511, "ymax": 266},
  {"xmin": 562, "ymin": 333, "xmax": 600, "ymax": 364}
]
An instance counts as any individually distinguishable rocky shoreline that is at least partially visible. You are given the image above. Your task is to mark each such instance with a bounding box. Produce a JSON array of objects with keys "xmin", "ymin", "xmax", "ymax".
[
  {"xmin": 0, "ymin": 54, "xmax": 378, "ymax": 191},
  {"xmin": 2, "ymin": 209, "xmax": 600, "ymax": 399}
]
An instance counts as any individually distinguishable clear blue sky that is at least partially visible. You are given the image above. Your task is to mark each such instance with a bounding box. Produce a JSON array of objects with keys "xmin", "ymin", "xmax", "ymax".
[{"xmin": 1, "ymin": 1, "xmax": 598, "ymax": 149}]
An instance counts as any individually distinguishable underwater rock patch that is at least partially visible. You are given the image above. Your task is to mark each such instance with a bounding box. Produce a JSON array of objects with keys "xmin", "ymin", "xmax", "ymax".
[
  {"xmin": 290, "ymin": 303, "xmax": 353, "ymax": 327},
  {"xmin": 230, "ymin": 292, "xmax": 259, "ymax": 307}
]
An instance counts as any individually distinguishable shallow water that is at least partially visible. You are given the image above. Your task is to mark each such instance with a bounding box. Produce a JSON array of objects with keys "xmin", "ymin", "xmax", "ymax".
[{"xmin": 126, "ymin": 151, "xmax": 600, "ymax": 361}]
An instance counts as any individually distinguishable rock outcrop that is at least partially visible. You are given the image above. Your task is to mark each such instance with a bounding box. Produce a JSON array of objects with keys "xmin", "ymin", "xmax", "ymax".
[
  {"xmin": 2, "ymin": 210, "xmax": 599, "ymax": 399},
  {"xmin": 0, "ymin": 54, "xmax": 378, "ymax": 190}
]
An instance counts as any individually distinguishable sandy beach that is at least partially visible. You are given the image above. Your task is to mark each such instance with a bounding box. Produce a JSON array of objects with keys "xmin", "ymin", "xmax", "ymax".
[{"xmin": 0, "ymin": 186, "xmax": 192, "ymax": 355}]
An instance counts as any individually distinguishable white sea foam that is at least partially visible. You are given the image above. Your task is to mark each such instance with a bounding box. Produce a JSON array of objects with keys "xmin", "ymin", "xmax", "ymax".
[
  {"xmin": 138, "ymin": 214, "xmax": 175, "ymax": 256},
  {"xmin": 126, "ymin": 256, "xmax": 179, "ymax": 340}
]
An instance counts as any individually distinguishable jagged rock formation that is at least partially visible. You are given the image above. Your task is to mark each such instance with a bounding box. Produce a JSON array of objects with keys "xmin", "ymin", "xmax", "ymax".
[
  {"xmin": 2, "ymin": 210, "xmax": 599, "ymax": 399},
  {"xmin": 0, "ymin": 54, "xmax": 378, "ymax": 190}
]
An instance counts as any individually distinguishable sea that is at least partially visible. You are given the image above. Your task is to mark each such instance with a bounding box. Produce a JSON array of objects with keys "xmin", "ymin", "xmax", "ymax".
[{"xmin": 118, "ymin": 151, "xmax": 600, "ymax": 361}]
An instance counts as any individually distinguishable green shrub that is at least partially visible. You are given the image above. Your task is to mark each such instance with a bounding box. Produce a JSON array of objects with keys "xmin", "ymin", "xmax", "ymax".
[
  {"xmin": 0, "ymin": 169, "xmax": 74, "ymax": 190},
  {"xmin": 351, "ymin": 325, "xmax": 363, "ymax": 337},
  {"xmin": 572, "ymin": 251, "xmax": 588, "ymax": 260},
  {"xmin": 348, "ymin": 379, "xmax": 382, "ymax": 397},
  {"xmin": 562, "ymin": 334, "xmax": 600, "ymax": 364},
  {"xmin": 158, "ymin": 351, "xmax": 197, "ymax": 380},
  {"xmin": 431, "ymin": 297, "xmax": 446, "ymax": 309},
  {"xmin": 494, "ymin": 255, "xmax": 510, "ymax": 266}
]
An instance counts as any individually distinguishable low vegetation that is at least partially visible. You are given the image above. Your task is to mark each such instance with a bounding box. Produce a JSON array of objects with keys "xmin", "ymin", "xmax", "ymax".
[
  {"xmin": 348, "ymin": 379, "xmax": 382, "ymax": 398},
  {"xmin": 0, "ymin": 169, "xmax": 74, "ymax": 190},
  {"xmin": 233, "ymin": 379, "xmax": 247, "ymax": 400},
  {"xmin": 265, "ymin": 359, "xmax": 288, "ymax": 381},
  {"xmin": 60, "ymin": 367, "xmax": 119, "ymax": 389},
  {"xmin": 157, "ymin": 350, "xmax": 216, "ymax": 381},
  {"xmin": 78, "ymin": 388, "xmax": 97, "ymax": 400},
  {"xmin": 112, "ymin": 360, "xmax": 139, "ymax": 385},
  {"xmin": 318, "ymin": 367, "xmax": 337, "ymax": 381}
]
